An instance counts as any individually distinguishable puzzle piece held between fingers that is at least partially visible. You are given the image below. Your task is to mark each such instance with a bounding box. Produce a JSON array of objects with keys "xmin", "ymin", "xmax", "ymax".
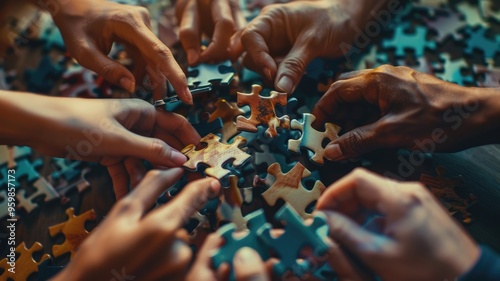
[
  {"xmin": 48, "ymin": 208, "xmax": 97, "ymax": 259},
  {"xmin": 288, "ymin": 113, "xmax": 341, "ymax": 165},
  {"xmin": 182, "ymin": 134, "xmax": 250, "ymax": 180},
  {"xmin": 262, "ymin": 162, "xmax": 325, "ymax": 219},
  {"xmin": 211, "ymin": 209, "xmax": 270, "ymax": 280},
  {"xmin": 258, "ymin": 203, "xmax": 330, "ymax": 277},
  {"xmin": 236, "ymin": 84, "xmax": 290, "ymax": 138},
  {"xmin": 0, "ymin": 242, "xmax": 50, "ymax": 281}
]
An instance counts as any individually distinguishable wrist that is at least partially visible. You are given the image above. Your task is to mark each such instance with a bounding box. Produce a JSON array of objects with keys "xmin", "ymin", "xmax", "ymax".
[{"xmin": 464, "ymin": 87, "xmax": 500, "ymax": 144}]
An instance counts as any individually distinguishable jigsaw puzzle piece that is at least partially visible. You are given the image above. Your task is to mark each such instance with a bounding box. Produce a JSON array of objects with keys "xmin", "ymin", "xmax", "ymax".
[
  {"xmin": 13, "ymin": 157, "xmax": 44, "ymax": 183},
  {"xmin": 0, "ymin": 146, "xmax": 32, "ymax": 168},
  {"xmin": 208, "ymin": 99, "xmax": 245, "ymax": 143},
  {"xmin": 187, "ymin": 61, "xmax": 235, "ymax": 94},
  {"xmin": 381, "ymin": 25, "xmax": 436, "ymax": 58},
  {"xmin": 262, "ymin": 162, "xmax": 325, "ymax": 219},
  {"xmin": 0, "ymin": 242, "xmax": 50, "ymax": 281},
  {"xmin": 236, "ymin": 84, "xmax": 290, "ymax": 138},
  {"xmin": 219, "ymin": 175, "xmax": 247, "ymax": 231},
  {"xmin": 25, "ymin": 55, "xmax": 65, "ymax": 94},
  {"xmin": 182, "ymin": 134, "xmax": 250, "ymax": 180},
  {"xmin": 463, "ymin": 26, "xmax": 500, "ymax": 59},
  {"xmin": 433, "ymin": 54, "xmax": 474, "ymax": 85},
  {"xmin": 258, "ymin": 203, "xmax": 330, "ymax": 277},
  {"xmin": 474, "ymin": 60, "xmax": 500, "ymax": 87},
  {"xmin": 211, "ymin": 209, "xmax": 270, "ymax": 280},
  {"xmin": 51, "ymin": 158, "xmax": 85, "ymax": 182},
  {"xmin": 48, "ymin": 208, "xmax": 97, "ymax": 259},
  {"xmin": 288, "ymin": 113, "xmax": 341, "ymax": 165},
  {"xmin": 193, "ymin": 117, "xmax": 223, "ymax": 138},
  {"xmin": 17, "ymin": 177, "xmax": 59, "ymax": 214}
]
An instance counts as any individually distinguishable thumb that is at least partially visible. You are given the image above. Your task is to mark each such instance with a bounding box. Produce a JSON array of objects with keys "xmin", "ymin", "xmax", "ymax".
[
  {"xmin": 77, "ymin": 47, "xmax": 136, "ymax": 93},
  {"xmin": 275, "ymin": 37, "xmax": 314, "ymax": 93},
  {"xmin": 121, "ymin": 132, "xmax": 187, "ymax": 167},
  {"xmin": 325, "ymin": 122, "xmax": 380, "ymax": 161},
  {"xmin": 234, "ymin": 247, "xmax": 269, "ymax": 281},
  {"xmin": 320, "ymin": 210, "xmax": 395, "ymax": 272}
]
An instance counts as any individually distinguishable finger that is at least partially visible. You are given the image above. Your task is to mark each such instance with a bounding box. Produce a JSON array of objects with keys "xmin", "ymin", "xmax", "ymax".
[
  {"xmin": 323, "ymin": 120, "xmax": 381, "ymax": 161},
  {"xmin": 118, "ymin": 127, "xmax": 188, "ymax": 167},
  {"xmin": 200, "ymin": 0, "xmax": 235, "ymax": 62},
  {"xmin": 274, "ymin": 35, "xmax": 315, "ymax": 93},
  {"xmin": 179, "ymin": 0, "xmax": 201, "ymax": 65},
  {"xmin": 321, "ymin": 210, "xmax": 397, "ymax": 271},
  {"xmin": 241, "ymin": 16, "xmax": 277, "ymax": 81},
  {"xmin": 156, "ymin": 177, "xmax": 221, "ymax": 228},
  {"xmin": 126, "ymin": 168, "xmax": 184, "ymax": 214},
  {"xmin": 113, "ymin": 22, "xmax": 192, "ymax": 104},
  {"xmin": 312, "ymin": 76, "xmax": 376, "ymax": 129},
  {"xmin": 325, "ymin": 240, "xmax": 371, "ymax": 281},
  {"xmin": 152, "ymin": 128, "xmax": 185, "ymax": 152},
  {"xmin": 156, "ymin": 111, "xmax": 201, "ymax": 147},
  {"xmin": 151, "ymin": 71, "xmax": 168, "ymax": 102},
  {"xmin": 228, "ymin": 0, "xmax": 246, "ymax": 61},
  {"xmin": 316, "ymin": 168, "xmax": 401, "ymax": 217},
  {"xmin": 234, "ymin": 247, "xmax": 269, "ymax": 281},
  {"xmin": 124, "ymin": 158, "xmax": 147, "ymax": 188},
  {"xmin": 76, "ymin": 44, "xmax": 136, "ymax": 93},
  {"xmin": 107, "ymin": 162, "xmax": 130, "ymax": 200}
]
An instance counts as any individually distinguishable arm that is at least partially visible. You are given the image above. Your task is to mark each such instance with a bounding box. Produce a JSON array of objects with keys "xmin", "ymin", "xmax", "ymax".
[
  {"xmin": 312, "ymin": 65, "xmax": 500, "ymax": 161},
  {"xmin": 0, "ymin": 90, "xmax": 200, "ymax": 198},
  {"xmin": 239, "ymin": 0, "xmax": 396, "ymax": 93},
  {"xmin": 24, "ymin": 0, "xmax": 191, "ymax": 103},
  {"xmin": 459, "ymin": 246, "xmax": 500, "ymax": 281}
]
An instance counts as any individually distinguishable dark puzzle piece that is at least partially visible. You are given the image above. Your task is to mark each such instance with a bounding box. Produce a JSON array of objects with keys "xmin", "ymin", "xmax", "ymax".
[
  {"xmin": 193, "ymin": 117, "xmax": 223, "ymax": 138},
  {"xmin": 25, "ymin": 55, "xmax": 65, "ymax": 93},
  {"xmin": 462, "ymin": 26, "xmax": 500, "ymax": 59},
  {"xmin": 187, "ymin": 60, "xmax": 235, "ymax": 94},
  {"xmin": 381, "ymin": 25, "xmax": 436, "ymax": 58},
  {"xmin": 433, "ymin": 54, "xmax": 475, "ymax": 86}
]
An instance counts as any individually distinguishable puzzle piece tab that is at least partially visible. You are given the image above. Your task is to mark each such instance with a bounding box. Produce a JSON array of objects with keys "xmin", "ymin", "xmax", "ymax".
[
  {"xmin": 288, "ymin": 113, "xmax": 341, "ymax": 165},
  {"xmin": 262, "ymin": 162, "xmax": 325, "ymax": 219},
  {"xmin": 182, "ymin": 134, "xmax": 250, "ymax": 180},
  {"xmin": 49, "ymin": 208, "xmax": 97, "ymax": 259},
  {"xmin": 0, "ymin": 242, "xmax": 50, "ymax": 281},
  {"xmin": 236, "ymin": 84, "xmax": 290, "ymax": 138},
  {"xmin": 208, "ymin": 99, "xmax": 245, "ymax": 143}
]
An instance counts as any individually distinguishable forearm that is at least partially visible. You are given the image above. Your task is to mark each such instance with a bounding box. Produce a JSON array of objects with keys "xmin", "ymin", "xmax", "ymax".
[
  {"xmin": 0, "ymin": 91, "xmax": 65, "ymax": 147},
  {"xmin": 466, "ymin": 87, "xmax": 500, "ymax": 145}
]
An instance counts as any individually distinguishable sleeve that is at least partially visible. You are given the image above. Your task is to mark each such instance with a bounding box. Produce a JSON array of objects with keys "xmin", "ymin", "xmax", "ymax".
[{"xmin": 459, "ymin": 245, "xmax": 500, "ymax": 281}]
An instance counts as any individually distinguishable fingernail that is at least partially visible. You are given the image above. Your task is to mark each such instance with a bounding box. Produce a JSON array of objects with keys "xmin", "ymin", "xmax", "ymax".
[
  {"xmin": 184, "ymin": 87, "xmax": 193, "ymax": 105},
  {"xmin": 235, "ymin": 247, "xmax": 256, "ymax": 264},
  {"xmin": 325, "ymin": 143, "xmax": 343, "ymax": 161},
  {"xmin": 171, "ymin": 150, "xmax": 187, "ymax": 165},
  {"xmin": 187, "ymin": 48, "xmax": 199, "ymax": 65},
  {"xmin": 276, "ymin": 75, "xmax": 294, "ymax": 93},
  {"xmin": 120, "ymin": 77, "xmax": 135, "ymax": 93},
  {"xmin": 264, "ymin": 68, "xmax": 273, "ymax": 81}
]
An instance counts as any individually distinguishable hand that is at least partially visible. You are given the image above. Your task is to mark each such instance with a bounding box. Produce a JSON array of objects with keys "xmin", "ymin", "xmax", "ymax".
[
  {"xmin": 316, "ymin": 168, "xmax": 480, "ymax": 281},
  {"xmin": 176, "ymin": 0, "xmax": 246, "ymax": 65},
  {"xmin": 312, "ymin": 65, "xmax": 500, "ymax": 161},
  {"xmin": 48, "ymin": 0, "xmax": 192, "ymax": 103},
  {"xmin": 240, "ymin": 0, "xmax": 388, "ymax": 93},
  {"xmin": 187, "ymin": 234, "xmax": 270, "ymax": 281},
  {"xmin": 28, "ymin": 96, "xmax": 200, "ymax": 199},
  {"xmin": 52, "ymin": 169, "xmax": 222, "ymax": 281}
]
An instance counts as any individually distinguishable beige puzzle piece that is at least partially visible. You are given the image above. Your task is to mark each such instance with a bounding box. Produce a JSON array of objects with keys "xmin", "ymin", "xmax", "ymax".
[
  {"xmin": 0, "ymin": 242, "xmax": 50, "ymax": 281},
  {"xmin": 208, "ymin": 99, "xmax": 244, "ymax": 143},
  {"xmin": 49, "ymin": 208, "xmax": 96, "ymax": 259},
  {"xmin": 236, "ymin": 84, "xmax": 290, "ymax": 138},
  {"xmin": 262, "ymin": 162, "xmax": 325, "ymax": 219},
  {"xmin": 182, "ymin": 134, "xmax": 250, "ymax": 180}
]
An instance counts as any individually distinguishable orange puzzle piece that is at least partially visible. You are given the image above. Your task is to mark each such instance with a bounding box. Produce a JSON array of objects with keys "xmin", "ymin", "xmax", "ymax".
[
  {"xmin": 208, "ymin": 99, "xmax": 245, "ymax": 143},
  {"xmin": 48, "ymin": 208, "xmax": 97, "ymax": 259},
  {"xmin": 182, "ymin": 134, "xmax": 250, "ymax": 180},
  {"xmin": 262, "ymin": 162, "xmax": 326, "ymax": 219},
  {"xmin": 0, "ymin": 242, "xmax": 50, "ymax": 281},
  {"xmin": 236, "ymin": 84, "xmax": 290, "ymax": 138}
]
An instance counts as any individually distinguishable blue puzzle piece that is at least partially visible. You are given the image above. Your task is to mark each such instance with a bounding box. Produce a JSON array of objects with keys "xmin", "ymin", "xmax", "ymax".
[
  {"xmin": 187, "ymin": 61, "xmax": 234, "ymax": 94},
  {"xmin": 51, "ymin": 158, "xmax": 84, "ymax": 182},
  {"xmin": 258, "ymin": 203, "xmax": 330, "ymax": 277},
  {"xmin": 382, "ymin": 25, "xmax": 436, "ymax": 57},
  {"xmin": 25, "ymin": 56, "xmax": 65, "ymax": 93},
  {"xmin": 463, "ymin": 26, "xmax": 500, "ymax": 59},
  {"xmin": 193, "ymin": 117, "xmax": 223, "ymax": 137},
  {"xmin": 13, "ymin": 158, "xmax": 43, "ymax": 183},
  {"xmin": 212, "ymin": 209, "xmax": 270, "ymax": 280}
]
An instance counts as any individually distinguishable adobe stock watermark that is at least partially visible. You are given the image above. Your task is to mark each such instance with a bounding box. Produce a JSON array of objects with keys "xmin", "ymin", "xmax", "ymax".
[
  {"xmin": 385, "ymin": 99, "xmax": 480, "ymax": 180},
  {"xmin": 340, "ymin": 0, "xmax": 404, "ymax": 65}
]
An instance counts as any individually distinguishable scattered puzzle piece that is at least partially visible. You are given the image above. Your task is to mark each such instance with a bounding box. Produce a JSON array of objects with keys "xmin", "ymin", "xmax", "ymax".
[
  {"xmin": 219, "ymin": 175, "xmax": 247, "ymax": 231},
  {"xmin": 262, "ymin": 162, "xmax": 325, "ymax": 219},
  {"xmin": 182, "ymin": 134, "xmax": 250, "ymax": 180},
  {"xmin": 17, "ymin": 177, "xmax": 59, "ymax": 214},
  {"xmin": 420, "ymin": 166, "xmax": 477, "ymax": 224},
  {"xmin": 236, "ymin": 84, "xmax": 290, "ymax": 138},
  {"xmin": 187, "ymin": 61, "xmax": 234, "ymax": 94},
  {"xmin": 423, "ymin": 10, "xmax": 465, "ymax": 42},
  {"xmin": 433, "ymin": 54, "xmax": 474, "ymax": 85},
  {"xmin": 288, "ymin": 113, "xmax": 341, "ymax": 165},
  {"xmin": 474, "ymin": 60, "xmax": 500, "ymax": 87},
  {"xmin": 193, "ymin": 117, "xmax": 223, "ymax": 138},
  {"xmin": 48, "ymin": 208, "xmax": 97, "ymax": 259},
  {"xmin": 463, "ymin": 26, "xmax": 500, "ymax": 59},
  {"xmin": 258, "ymin": 203, "xmax": 329, "ymax": 277},
  {"xmin": 381, "ymin": 25, "xmax": 436, "ymax": 57},
  {"xmin": 211, "ymin": 209, "xmax": 270, "ymax": 279},
  {"xmin": 0, "ymin": 242, "xmax": 50, "ymax": 281},
  {"xmin": 208, "ymin": 99, "xmax": 245, "ymax": 143}
]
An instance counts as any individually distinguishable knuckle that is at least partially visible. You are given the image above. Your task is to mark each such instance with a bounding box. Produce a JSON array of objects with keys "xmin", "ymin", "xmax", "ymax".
[
  {"xmin": 150, "ymin": 139, "xmax": 167, "ymax": 158},
  {"xmin": 144, "ymin": 169, "xmax": 163, "ymax": 181},
  {"xmin": 151, "ymin": 42, "xmax": 173, "ymax": 59},
  {"xmin": 345, "ymin": 129, "xmax": 366, "ymax": 154},
  {"xmin": 114, "ymin": 197, "xmax": 136, "ymax": 214},
  {"xmin": 282, "ymin": 56, "xmax": 307, "ymax": 75},
  {"xmin": 179, "ymin": 27, "xmax": 197, "ymax": 41},
  {"xmin": 135, "ymin": 6, "xmax": 150, "ymax": 18},
  {"xmin": 217, "ymin": 17, "xmax": 235, "ymax": 32},
  {"xmin": 98, "ymin": 63, "xmax": 115, "ymax": 80}
]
